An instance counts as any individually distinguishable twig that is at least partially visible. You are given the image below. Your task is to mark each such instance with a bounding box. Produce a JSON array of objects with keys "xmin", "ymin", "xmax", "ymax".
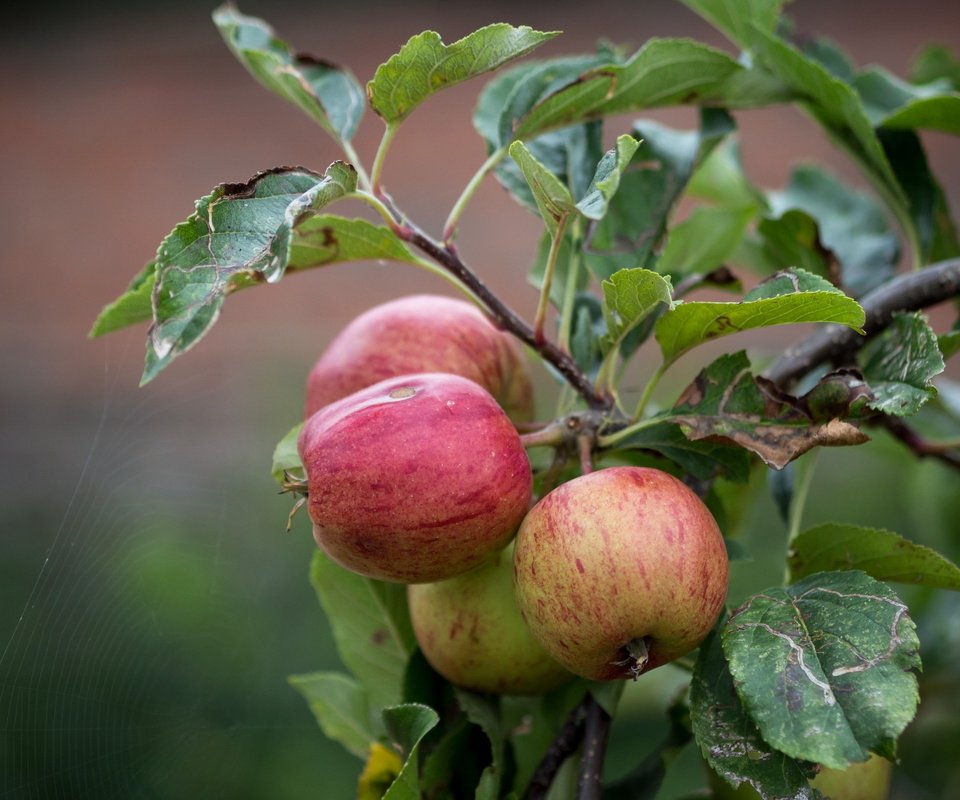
[
  {"xmin": 407, "ymin": 228, "xmax": 611, "ymax": 410},
  {"xmin": 876, "ymin": 416, "xmax": 960, "ymax": 472},
  {"xmin": 523, "ymin": 699, "xmax": 589, "ymax": 800},
  {"xmin": 765, "ymin": 258, "xmax": 960, "ymax": 388},
  {"xmin": 576, "ymin": 694, "xmax": 612, "ymax": 800}
]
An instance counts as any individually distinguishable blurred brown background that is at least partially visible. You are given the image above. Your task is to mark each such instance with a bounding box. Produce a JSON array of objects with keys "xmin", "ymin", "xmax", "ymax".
[{"xmin": 2, "ymin": 1, "xmax": 959, "ymax": 798}]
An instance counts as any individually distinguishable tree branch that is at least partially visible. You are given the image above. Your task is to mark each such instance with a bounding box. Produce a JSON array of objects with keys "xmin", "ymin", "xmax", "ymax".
[
  {"xmin": 523, "ymin": 699, "xmax": 589, "ymax": 800},
  {"xmin": 576, "ymin": 694, "xmax": 612, "ymax": 800},
  {"xmin": 874, "ymin": 416, "xmax": 960, "ymax": 472},
  {"xmin": 406, "ymin": 228, "xmax": 612, "ymax": 411},
  {"xmin": 764, "ymin": 258, "xmax": 960, "ymax": 388}
]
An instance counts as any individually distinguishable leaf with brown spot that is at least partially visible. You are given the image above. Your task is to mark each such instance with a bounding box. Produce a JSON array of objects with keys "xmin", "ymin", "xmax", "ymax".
[{"xmin": 669, "ymin": 351, "xmax": 869, "ymax": 469}]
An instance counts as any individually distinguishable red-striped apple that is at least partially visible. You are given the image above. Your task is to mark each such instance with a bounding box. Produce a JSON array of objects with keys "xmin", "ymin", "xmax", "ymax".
[
  {"xmin": 298, "ymin": 373, "xmax": 532, "ymax": 583},
  {"xmin": 513, "ymin": 467, "xmax": 728, "ymax": 680}
]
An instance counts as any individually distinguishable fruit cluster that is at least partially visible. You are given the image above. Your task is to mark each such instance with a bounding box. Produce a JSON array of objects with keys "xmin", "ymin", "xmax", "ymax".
[{"xmin": 297, "ymin": 295, "xmax": 729, "ymax": 694}]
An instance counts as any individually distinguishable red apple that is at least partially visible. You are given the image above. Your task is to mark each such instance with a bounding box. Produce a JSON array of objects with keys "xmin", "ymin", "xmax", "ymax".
[
  {"xmin": 298, "ymin": 373, "xmax": 532, "ymax": 583},
  {"xmin": 305, "ymin": 294, "xmax": 534, "ymax": 420},
  {"xmin": 408, "ymin": 543, "xmax": 573, "ymax": 695},
  {"xmin": 513, "ymin": 467, "xmax": 728, "ymax": 680}
]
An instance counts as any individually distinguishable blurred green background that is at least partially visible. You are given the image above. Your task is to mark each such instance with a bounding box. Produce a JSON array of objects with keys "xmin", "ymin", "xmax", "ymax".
[{"xmin": 2, "ymin": 1, "xmax": 958, "ymax": 798}]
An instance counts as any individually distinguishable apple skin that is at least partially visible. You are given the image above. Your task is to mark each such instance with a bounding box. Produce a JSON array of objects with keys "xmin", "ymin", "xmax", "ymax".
[
  {"xmin": 298, "ymin": 373, "xmax": 533, "ymax": 583},
  {"xmin": 513, "ymin": 467, "xmax": 728, "ymax": 681},
  {"xmin": 305, "ymin": 294, "xmax": 534, "ymax": 420},
  {"xmin": 707, "ymin": 754, "xmax": 891, "ymax": 800},
  {"xmin": 408, "ymin": 543, "xmax": 574, "ymax": 695}
]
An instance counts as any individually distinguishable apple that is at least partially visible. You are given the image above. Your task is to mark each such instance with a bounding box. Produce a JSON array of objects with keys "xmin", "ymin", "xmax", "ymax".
[
  {"xmin": 298, "ymin": 372, "xmax": 532, "ymax": 583},
  {"xmin": 513, "ymin": 467, "xmax": 728, "ymax": 681},
  {"xmin": 408, "ymin": 543, "xmax": 573, "ymax": 695},
  {"xmin": 707, "ymin": 754, "xmax": 892, "ymax": 799},
  {"xmin": 305, "ymin": 294, "xmax": 534, "ymax": 420}
]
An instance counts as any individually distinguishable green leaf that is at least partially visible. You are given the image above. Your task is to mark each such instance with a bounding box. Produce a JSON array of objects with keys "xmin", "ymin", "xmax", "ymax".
[
  {"xmin": 600, "ymin": 268, "xmax": 674, "ymax": 354},
  {"xmin": 455, "ymin": 690, "xmax": 506, "ymax": 799},
  {"xmin": 860, "ymin": 312, "xmax": 945, "ymax": 416},
  {"xmin": 381, "ymin": 704, "xmax": 441, "ymax": 800},
  {"xmin": 141, "ymin": 164, "xmax": 357, "ymax": 384},
  {"xmin": 668, "ymin": 351, "xmax": 869, "ymax": 470},
  {"xmin": 765, "ymin": 165, "xmax": 900, "ymax": 296},
  {"xmin": 514, "ymin": 39, "xmax": 742, "ymax": 139},
  {"xmin": 656, "ymin": 207, "xmax": 753, "ymax": 278},
  {"xmin": 212, "ymin": 5, "xmax": 364, "ymax": 142},
  {"xmin": 939, "ymin": 330, "xmax": 960, "ymax": 360},
  {"xmin": 287, "ymin": 215, "xmax": 422, "ymax": 272},
  {"xmin": 789, "ymin": 523, "xmax": 960, "ymax": 590},
  {"xmin": 309, "ymin": 550, "xmax": 415, "ymax": 709},
  {"xmin": 90, "ymin": 262, "xmax": 156, "ymax": 337},
  {"xmin": 368, "ymin": 24, "xmax": 558, "ymax": 124},
  {"xmin": 855, "ymin": 67, "xmax": 960, "ymax": 134},
  {"xmin": 678, "ymin": 0, "xmax": 787, "ymax": 48},
  {"xmin": 878, "ymin": 129, "xmax": 960, "ymax": 264},
  {"xmin": 575, "ymin": 135, "xmax": 640, "ymax": 220},
  {"xmin": 586, "ymin": 109, "xmax": 735, "ymax": 281},
  {"xmin": 911, "ymin": 45, "xmax": 960, "ymax": 89},
  {"xmin": 747, "ymin": 26, "xmax": 908, "ymax": 231},
  {"xmin": 691, "ymin": 620, "xmax": 818, "ymax": 800},
  {"xmin": 271, "ymin": 422, "xmax": 304, "ymax": 484},
  {"xmin": 288, "ymin": 671, "xmax": 377, "ymax": 759},
  {"xmin": 611, "ymin": 419, "xmax": 751, "ymax": 483},
  {"xmin": 654, "ymin": 269, "xmax": 865, "ymax": 367},
  {"xmin": 687, "ymin": 139, "xmax": 763, "ymax": 212},
  {"xmin": 569, "ymin": 294, "xmax": 606, "ymax": 376},
  {"xmin": 723, "ymin": 570, "xmax": 921, "ymax": 768},
  {"xmin": 508, "ymin": 141, "xmax": 576, "ymax": 235}
]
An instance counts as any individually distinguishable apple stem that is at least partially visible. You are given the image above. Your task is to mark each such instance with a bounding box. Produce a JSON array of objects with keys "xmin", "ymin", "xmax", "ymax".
[
  {"xmin": 577, "ymin": 434, "xmax": 593, "ymax": 475},
  {"xmin": 576, "ymin": 694, "xmax": 612, "ymax": 800},
  {"xmin": 520, "ymin": 424, "xmax": 567, "ymax": 449}
]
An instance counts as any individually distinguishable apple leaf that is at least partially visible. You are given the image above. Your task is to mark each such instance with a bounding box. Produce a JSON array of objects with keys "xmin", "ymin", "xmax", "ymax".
[
  {"xmin": 514, "ymin": 39, "xmax": 742, "ymax": 139},
  {"xmin": 723, "ymin": 570, "xmax": 921, "ymax": 768},
  {"xmin": 309, "ymin": 551, "xmax": 416, "ymax": 710},
  {"xmin": 611, "ymin": 419, "xmax": 751, "ymax": 483},
  {"xmin": 654, "ymin": 269, "xmax": 865, "ymax": 368},
  {"xmin": 586, "ymin": 109, "xmax": 735, "ymax": 282},
  {"xmin": 212, "ymin": 5, "xmax": 364, "ymax": 142},
  {"xmin": 286, "ymin": 215, "xmax": 421, "ymax": 271},
  {"xmin": 789, "ymin": 523, "xmax": 960, "ymax": 590},
  {"xmin": 911, "ymin": 45, "xmax": 960, "ymax": 88},
  {"xmin": 878, "ymin": 129, "xmax": 960, "ymax": 265},
  {"xmin": 855, "ymin": 67, "xmax": 960, "ymax": 134},
  {"xmin": 139, "ymin": 163, "xmax": 358, "ymax": 385},
  {"xmin": 89, "ymin": 262, "xmax": 156, "ymax": 337},
  {"xmin": 656, "ymin": 207, "xmax": 753, "ymax": 279},
  {"xmin": 687, "ymin": 139, "xmax": 763, "ymax": 212},
  {"xmin": 600, "ymin": 268, "xmax": 674, "ymax": 355},
  {"xmin": 859, "ymin": 312, "xmax": 945, "ymax": 417},
  {"xmin": 669, "ymin": 351, "xmax": 869, "ymax": 469},
  {"xmin": 575, "ymin": 135, "xmax": 641, "ymax": 220},
  {"xmin": 764, "ymin": 165, "xmax": 900, "ymax": 296},
  {"xmin": 358, "ymin": 742, "xmax": 405, "ymax": 800},
  {"xmin": 939, "ymin": 330, "xmax": 960, "ymax": 360},
  {"xmin": 691, "ymin": 621, "xmax": 819, "ymax": 800},
  {"xmin": 367, "ymin": 25, "xmax": 558, "ymax": 124},
  {"xmin": 677, "ymin": 0, "xmax": 787, "ymax": 49},
  {"xmin": 381, "ymin": 704, "xmax": 441, "ymax": 800},
  {"xmin": 287, "ymin": 671, "xmax": 378, "ymax": 759},
  {"xmin": 271, "ymin": 422, "xmax": 304, "ymax": 484},
  {"xmin": 454, "ymin": 689, "xmax": 506, "ymax": 799},
  {"xmin": 508, "ymin": 141, "xmax": 576, "ymax": 236}
]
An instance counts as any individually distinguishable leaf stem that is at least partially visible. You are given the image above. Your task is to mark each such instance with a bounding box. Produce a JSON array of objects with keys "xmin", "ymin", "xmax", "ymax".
[
  {"xmin": 371, "ymin": 123, "xmax": 399, "ymax": 192},
  {"xmin": 534, "ymin": 214, "xmax": 570, "ymax": 345},
  {"xmin": 558, "ymin": 222, "xmax": 583, "ymax": 354},
  {"xmin": 632, "ymin": 363, "xmax": 668, "ymax": 420},
  {"xmin": 351, "ymin": 190, "xmax": 400, "ymax": 228},
  {"xmin": 443, "ymin": 146, "xmax": 508, "ymax": 242},
  {"xmin": 595, "ymin": 414, "xmax": 664, "ymax": 449},
  {"xmin": 340, "ymin": 139, "xmax": 372, "ymax": 193}
]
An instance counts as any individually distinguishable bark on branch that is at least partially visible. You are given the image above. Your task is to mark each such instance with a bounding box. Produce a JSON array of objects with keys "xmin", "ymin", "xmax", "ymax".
[{"xmin": 765, "ymin": 258, "xmax": 960, "ymax": 388}]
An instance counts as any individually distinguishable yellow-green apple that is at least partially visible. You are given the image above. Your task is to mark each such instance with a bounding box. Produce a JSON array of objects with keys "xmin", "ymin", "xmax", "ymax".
[
  {"xmin": 305, "ymin": 295, "xmax": 533, "ymax": 420},
  {"xmin": 298, "ymin": 373, "xmax": 532, "ymax": 583},
  {"xmin": 707, "ymin": 754, "xmax": 892, "ymax": 799},
  {"xmin": 513, "ymin": 467, "xmax": 728, "ymax": 680},
  {"xmin": 408, "ymin": 543, "xmax": 573, "ymax": 695}
]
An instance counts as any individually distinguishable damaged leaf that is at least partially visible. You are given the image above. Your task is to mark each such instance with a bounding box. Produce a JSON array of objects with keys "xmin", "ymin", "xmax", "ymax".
[
  {"xmin": 670, "ymin": 351, "xmax": 869, "ymax": 469},
  {"xmin": 723, "ymin": 570, "xmax": 921, "ymax": 768}
]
